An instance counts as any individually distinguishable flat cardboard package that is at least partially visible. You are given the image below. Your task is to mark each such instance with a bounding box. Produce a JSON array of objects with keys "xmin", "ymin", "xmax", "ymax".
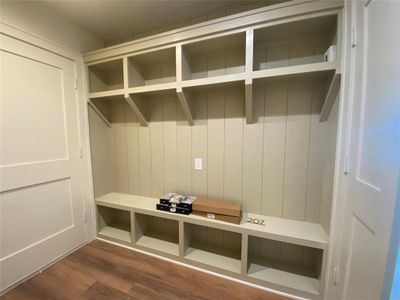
[
  {"xmin": 192, "ymin": 198, "xmax": 242, "ymax": 224},
  {"xmin": 156, "ymin": 203, "xmax": 191, "ymax": 215}
]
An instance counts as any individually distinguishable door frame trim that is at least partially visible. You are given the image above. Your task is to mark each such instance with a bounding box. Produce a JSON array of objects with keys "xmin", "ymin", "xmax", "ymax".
[{"xmin": 322, "ymin": 1, "xmax": 355, "ymax": 299}]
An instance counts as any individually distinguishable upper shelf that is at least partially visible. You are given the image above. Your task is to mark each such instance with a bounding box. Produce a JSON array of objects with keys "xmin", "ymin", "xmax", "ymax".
[
  {"xmin": 95, "ymin": 192, "xmax": 329, "ymax": 250},
  {"xmin": 87, "ymin": 12, "xmax": 341, "ymax": 126}
]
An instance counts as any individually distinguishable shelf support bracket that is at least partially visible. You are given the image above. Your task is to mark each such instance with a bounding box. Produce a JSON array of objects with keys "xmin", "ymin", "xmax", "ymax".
[
  {"xmin": 177, "ymin": 87, "xmax": 194, "ymax": 125},
  {"xmin": 87, "ymin": 99, "xmax": 112, "ymax": 128},
  {"xmin": 320, "ymin": 72, "xmax": 341, "ymax": 122},
  {"xmin": 245, "ymin": 78, "xmax": 253, "ymax": 124},
  {"xmin": 124, "ymin": 93, "xmax": 149, "ymax": 126}
]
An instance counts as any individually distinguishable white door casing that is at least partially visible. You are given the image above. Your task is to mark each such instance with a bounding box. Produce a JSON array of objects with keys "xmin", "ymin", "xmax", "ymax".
[
  {"xmin": 339, "ymin": 0, "xmax": 400, "ymax": 299},
  {"xmin": 0, "ymin": 33, "xmax": 87, "ymax": 291}
]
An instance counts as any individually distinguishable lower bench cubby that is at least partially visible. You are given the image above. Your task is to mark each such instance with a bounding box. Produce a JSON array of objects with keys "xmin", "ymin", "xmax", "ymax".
[
  {"xmin": 134, "ymin": 213, "xmax": 179, "ymax": 256},
  {"xmin": 95, "ymin": 193, "xmax": 329, "ymax": 298},
  {"xmin": 97, "ymin": 206, "xmax": 132, "ymax": 243},
  {"xmin": 183, "ymin": 223, "xmax": 242, "ymax": 274},
  {"xmin": 247, "ymin": 235, "xmax": 323, "ymax": 295}
]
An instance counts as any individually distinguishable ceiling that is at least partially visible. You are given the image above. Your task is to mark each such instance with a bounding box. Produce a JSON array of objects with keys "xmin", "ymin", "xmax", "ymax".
[{"xmin": 41, "ymin": 0, "xmax": 284, "ymax": 46}]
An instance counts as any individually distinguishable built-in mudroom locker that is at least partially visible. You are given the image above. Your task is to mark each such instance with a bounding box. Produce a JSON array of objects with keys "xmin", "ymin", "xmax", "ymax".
[{"xmin": 86, "ymin": 1, "xmax": 342, "ymax": 299}]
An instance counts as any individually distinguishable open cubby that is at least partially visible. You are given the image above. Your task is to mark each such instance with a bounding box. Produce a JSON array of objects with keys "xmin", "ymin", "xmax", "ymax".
[
  {"xmin": 88, "ymin": 59, "xmax": 124, "ymax": 93},
  {"xmin": 253, "ymin": 15, "xmax": 337, "ymax": 71},
  {"xmin": 247, "ymin": 235, "xmax": 323, "ymax": 295},
  {"xmin": 181, "ymin": 32, "xmax": 245, "ymax": 80},
  {"xmin": 127, "ymin": 47, "xmax": 176, "ymax": 87},
  {"xmin": 134, "ymin": 213, "xmax": 179, "ymax": 256},
  {"xmin": 97, "ymin": 206, "xmax": 131, "ymax": 243},
  {"xmin": 184, "ymin": 223, "xmax": 242, "ymax": 274}
]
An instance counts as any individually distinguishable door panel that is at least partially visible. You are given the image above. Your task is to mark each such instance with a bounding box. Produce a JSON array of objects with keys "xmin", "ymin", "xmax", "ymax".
[
  {"xmin": 1, "ymin": 50, "xmax": 67, "ymax": 165},
  {"xmin": 342, "ymin": 0, "xmax": 400, "ymax": 299},
  {"xmin": 1, "ymin": 179, "xmax": 74, "ymax": 257},
  {"xmin": 0, "ymin": 33, "xmax": 86, "ymax": 290}
]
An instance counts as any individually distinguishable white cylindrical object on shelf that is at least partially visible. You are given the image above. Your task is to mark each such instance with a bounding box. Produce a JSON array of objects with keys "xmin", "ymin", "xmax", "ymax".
[{"xmin": 324, "ymin": 45, "xmax": 337, "ymax": 62}]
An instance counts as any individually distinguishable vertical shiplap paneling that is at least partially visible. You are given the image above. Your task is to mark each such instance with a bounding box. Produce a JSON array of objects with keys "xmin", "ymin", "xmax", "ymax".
[
  {"xmin": 242, "ymin": 84, "xmax": 265, "ymax": 214},
  {"xmin": 289, "ymin": 41, "xmax": 314, "ymax": 66},
  {"xmin": 283, "ymin": 83, "xmax": 312, "ymax": 220},
  {"xmin": 145, "ymin": 64, "xmax": 162, "ymax": 85},
  {"xmin": 149, "ymin": 97, "xmax": 165, "ymax": 198},
  {"xmin": 163, "ymin": 95, "xmax": 178, "ymax": 193},
  {"xmin": 137, "ymin": 113, "xmax": 152, "ymax": 196},
  {"xmin": 191, "ymin": 56, "xmax": 207, "ymax": 80},
  {"xmin": 111, "ymin": 100, "xmax": 129, "ymax": 193},
  {"xmin": 224, "ymin": 88, "xmax": 244, "ymax": 204},
  {"xmin": 207, "ymin": 90, "xmax": 225, "ymax": 199},
  {"xmin": 224, "ymin": 47, "xmax": 245, "ymax": 204},
  {"xmin": 88, "ymin": 106, "xmax": 117, "ymax": 197},
  {"xmin": 305, "ymin": 82, "xmax": 326, "ymax": 223},
  {"xmin": 125, "ymin": 103, "xmax": 141, "ymax": 195},
  {"xmin": 265, "ymin": 45, "xmax": 289, "ymax": 69},
  {"xmin": 320, "ymin": 96, "xmax": 340, "ymax": 234},
  {"xmin": 176, "ymin": 105, "xmax": 192, "ymax": 195},
  {"xmin": 89, "ymin": 34, "xmax": 339, "ymax": 229},
  {"xmin": 262, "ymin": 84, "xmax": 288, "ymax": 217},
  {"xmin": 207, "ymin": 50, "xmax": 225, "ymax": 77},
  {"xmin": 259, "ymin": 84, "xmax": 287, "ymax": 261},
  {"xmin": 225, "ymin": 47, "xmax": 245, "ymax": 75},
  {"xmin": 260, "ymin": 238, "xmax": 281, "ymax": 260},
  {"xmin": 161, "ymin": 61, "xmax": 176, "ymax": 83},
  {"xmin": 107, "ymin": 125, "xmax": 118, "ymax": 192},
  {"xmin": 92, "ymin": 78, "xmax": 336, "ymax": 225},
  {"xmin": 281, "ymin": 243, "xmax": 303, "ymax": 266},
  {"xmin": 253, "ymin": 46, "xmax": 265, "ymax": 71},
  {"xmin": 191, "ymin": 92, "xmax": 208, "ymax": 198},
  {"xmin": 206, "ymin": 89, "xmax": 225, "ymax": 247}
]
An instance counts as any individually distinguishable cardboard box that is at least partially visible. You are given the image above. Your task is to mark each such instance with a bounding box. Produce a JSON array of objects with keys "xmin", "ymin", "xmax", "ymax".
[
  {"xmin": 192, "ymin": 211, "xmax": 241, "ymax": 224},
  {"xmin": 192, "ymin": 198, "xmax": 242, "ymax": 224}
]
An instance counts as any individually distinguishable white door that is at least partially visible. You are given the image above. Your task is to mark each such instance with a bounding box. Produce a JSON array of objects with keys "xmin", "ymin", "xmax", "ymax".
[
  {"xmin": 0, "ymin": 33, "xmax": 87, "ymax": 290},
  {"xmin": 340, "ymin": 0, "xmax": 400, "ymax": 299}
]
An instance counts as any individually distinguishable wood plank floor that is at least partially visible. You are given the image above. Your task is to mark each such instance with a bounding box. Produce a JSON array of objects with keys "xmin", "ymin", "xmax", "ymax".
[{"xmin": 3, "ymin": 240, "xmax": 289, "ymax": 300}]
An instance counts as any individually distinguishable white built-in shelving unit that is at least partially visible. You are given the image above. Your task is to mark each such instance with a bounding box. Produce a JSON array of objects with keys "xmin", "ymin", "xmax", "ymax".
[
  {"xmin": 86, "ymin": 2, "xmax": 342, "ymax": 127},
  {"xmin": 85, "ymin": 1, "xmax": 344, "ymax": 299}
]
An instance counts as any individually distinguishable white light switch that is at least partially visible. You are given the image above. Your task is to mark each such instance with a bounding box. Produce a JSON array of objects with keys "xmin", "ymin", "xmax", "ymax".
[{"xmin": 194, "ymin": 158, "xmax": 202, "ymax": 170}]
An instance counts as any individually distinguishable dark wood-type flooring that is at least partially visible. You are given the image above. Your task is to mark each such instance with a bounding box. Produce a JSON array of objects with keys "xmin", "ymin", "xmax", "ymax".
[{"xmin": 3, "ymin": 240, "xmax": 289, "ymax": 300}]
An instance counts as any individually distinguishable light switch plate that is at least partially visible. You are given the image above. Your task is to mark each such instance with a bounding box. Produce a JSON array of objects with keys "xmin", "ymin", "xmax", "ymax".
[{"xmin": 194, "ymin": 158, "xmax": 202, "ymax": 170}]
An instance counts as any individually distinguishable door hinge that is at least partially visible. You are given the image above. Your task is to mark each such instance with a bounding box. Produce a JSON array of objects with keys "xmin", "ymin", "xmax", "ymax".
[
  {"xmin": 344, "ymin": 156, "xmax": 349, "ymax": 175},
  {"xmin": 351, "ymin": 26, "xmax": 357, "ymax": 48},
  {"xmin": 333, "ymin": 267, "xmax": 340, "ymax": 285},
  {"xmin": 84, "ymin": 211, "xmax": 88, "ymax": 223}
]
